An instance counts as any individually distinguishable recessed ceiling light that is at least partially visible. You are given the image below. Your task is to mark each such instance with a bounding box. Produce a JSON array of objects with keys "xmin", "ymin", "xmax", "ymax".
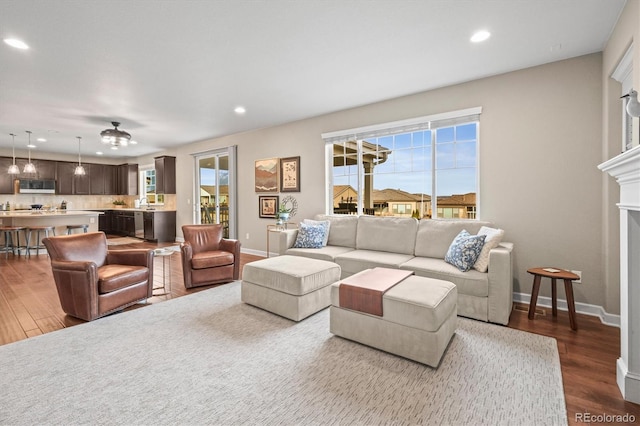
[
  {"xmin": 27, "ymin": 144, "xmax": 36, "ymax": 149},
  {"xmin": 96, "ymin": 151, "xmax": 103, "ymax": 155},
  {"xmin": 37, "ymin": 138, "xmax": 46, "ymax": 142},
  {"xmin": 234, "ymin": 106, "xmax": 246, "ymax": 114},
  {"xmin": 129, "ymin": 140, "xmax": 137, "ymax": 145},
  {"xmin": 470, "ymin": 30, "xmax": 491, "ymax": 43},
  {"xmin": 3, "ymin": 38, "xmax": 29, "ymax": 50}
]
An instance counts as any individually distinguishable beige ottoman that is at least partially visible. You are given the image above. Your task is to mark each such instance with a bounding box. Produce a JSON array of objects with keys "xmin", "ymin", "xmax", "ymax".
[
  {"xmin": 330, "ymin": 271, "xmax": 457, "ymax": 367},
  {"xmin": 241, "ymin": 255, "xmax": 341, "ymax": 321}
]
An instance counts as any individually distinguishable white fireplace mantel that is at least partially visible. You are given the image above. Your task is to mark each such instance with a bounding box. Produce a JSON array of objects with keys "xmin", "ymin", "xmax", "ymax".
[{"xmin": 599, "ymin": 144, "xmax": 640, "ymax": 403}]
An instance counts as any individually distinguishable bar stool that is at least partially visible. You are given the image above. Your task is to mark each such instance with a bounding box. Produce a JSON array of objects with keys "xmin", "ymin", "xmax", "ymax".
[
  {"xmin": 25, "ymin": 226, "xmax": 56, "ymax": 256},
  {"xmin": 0, "ymin": 226, "xmax": 27, "ymax": 258},
  {"xmin": 67, "ymin": 224, "xmax": 89, "ymax": 234}
]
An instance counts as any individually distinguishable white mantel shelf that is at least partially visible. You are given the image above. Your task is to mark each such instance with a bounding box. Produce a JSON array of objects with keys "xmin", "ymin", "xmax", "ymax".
[{"xmin": 599, "ymin": 145, "xmax": 640, "ymax": 404}]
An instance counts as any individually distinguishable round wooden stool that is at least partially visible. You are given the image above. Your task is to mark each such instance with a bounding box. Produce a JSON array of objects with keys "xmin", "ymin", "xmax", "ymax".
[{"xmin": 527, "ymin": 267, "xmax": 579, "ymax": 331}]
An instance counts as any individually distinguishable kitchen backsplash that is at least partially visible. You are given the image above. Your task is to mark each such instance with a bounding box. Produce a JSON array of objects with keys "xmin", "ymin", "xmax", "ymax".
[{"xmin": 1, "ymin": 194, "xmax": 177, "ymax": 211}]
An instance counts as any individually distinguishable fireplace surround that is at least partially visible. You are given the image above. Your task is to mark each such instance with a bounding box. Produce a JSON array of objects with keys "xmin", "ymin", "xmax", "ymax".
[{"xmin": 599, "ymin": 145, "xmax": 640, "ymax": 403}]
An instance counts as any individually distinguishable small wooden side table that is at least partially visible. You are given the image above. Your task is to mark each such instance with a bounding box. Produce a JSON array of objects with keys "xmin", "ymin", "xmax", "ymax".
[{"xmin": 527, "ymin": 267, "xmax": 579, "ymax": 331}]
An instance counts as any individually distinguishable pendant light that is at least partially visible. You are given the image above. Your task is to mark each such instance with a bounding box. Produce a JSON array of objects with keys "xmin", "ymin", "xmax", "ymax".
[
  {"xmin": 7, "ymin": 133, "xmax": 19, "ymax": 174},
  {"xmin": 74, "ymin": 136, "xmax": 86, "ymax": 176},
  {"xmin": 23, "ymin": 130, "xmax": 36, "ymax": 174}
]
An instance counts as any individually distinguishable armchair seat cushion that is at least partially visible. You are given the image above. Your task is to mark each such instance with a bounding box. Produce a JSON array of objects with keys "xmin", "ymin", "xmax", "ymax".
[
  {"xmin": 191, "ymin": 250, "xmax": 234, "ymax": 269},
  {"xmin": 98, "ymin": 265, "xmax": 150, "ymax": 294}
]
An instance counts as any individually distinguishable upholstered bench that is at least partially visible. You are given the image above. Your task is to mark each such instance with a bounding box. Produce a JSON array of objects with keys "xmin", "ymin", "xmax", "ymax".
[
  {"xmin": 330, "ymin": 269, "xmax": 457, "ymax": 367},
  {"xmin": 241, "ymin": 255, "xmax": 341, "ymax": 321}
]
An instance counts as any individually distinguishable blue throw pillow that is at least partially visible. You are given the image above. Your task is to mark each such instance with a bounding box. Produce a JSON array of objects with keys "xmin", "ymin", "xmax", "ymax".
[
  {"xmin": 444, "ymin": 230, "xmax": 486, "ymax": 272},
  {"xmin": 293, "ymin": 223, "xmax": 326, "ymax": 249}
]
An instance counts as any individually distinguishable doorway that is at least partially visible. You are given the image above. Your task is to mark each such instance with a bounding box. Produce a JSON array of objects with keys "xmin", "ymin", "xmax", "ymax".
[{"xmin": 194, "ymin": 146, "xmax": 237, "ymax": 239}]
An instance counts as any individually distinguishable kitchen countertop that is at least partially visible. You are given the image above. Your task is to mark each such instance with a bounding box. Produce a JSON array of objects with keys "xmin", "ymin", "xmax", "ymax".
[{"xmin": 0, "ymin": 210, "xmax": 102, "ymax": 218}]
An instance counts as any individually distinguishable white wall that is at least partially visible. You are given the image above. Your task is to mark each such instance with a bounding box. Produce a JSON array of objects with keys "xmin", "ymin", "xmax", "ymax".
[{"xmin": 165, "ymin": 53, "xmax": 609, "ymax": 312}]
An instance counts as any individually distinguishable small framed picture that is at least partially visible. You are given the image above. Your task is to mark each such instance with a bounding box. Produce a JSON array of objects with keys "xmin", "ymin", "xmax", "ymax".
[
  {"xmin": 280, "ymin": 156, "xmax": 300, "ymax": 192},
  {"xmin": 259, "ymin": 195, "xmax": 279, "ymax": 219}
]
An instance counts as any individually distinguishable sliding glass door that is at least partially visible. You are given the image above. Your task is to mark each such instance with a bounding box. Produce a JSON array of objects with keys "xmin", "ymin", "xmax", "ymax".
[{"xmin": 194, "ymin": 146, "xmax": 237, "ymax": 239}]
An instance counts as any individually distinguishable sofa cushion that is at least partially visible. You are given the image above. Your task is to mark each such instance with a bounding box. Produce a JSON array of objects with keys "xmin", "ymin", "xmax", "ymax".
[
  {"xmin": 335, "ymin": 250, "xmax": 415, "ymax": 276},
  {"xmin": 414, "ymin": 219, "xmax": 493, "ymax": 259},
  {"xmin": 315, "ymin": 215, "xmax": 358, "ymax": 248},
  {"xmin": 285, "ymin": 245, "xmax": 355, "ymax": 262},
  {"xmin": 356, "ymin": 216, "xmax": 418, "ymax": 255},
  {"xmin": 293, "ymin": 222, "xmax": 326, "ymax": 249},
  {"xmin": 302, "ymin": 219, "xmax": 330, "ymax": 246},
  {"xmin": 399, "ymin": 257, "xmax": 489, "ymax": 297},
  {"xmin": 444, "ymin": 230, "xmax": 486, "ymax": 272},
  {"xmin": 473, "ymin": 226, "xmax": 505, "ymax": 272}
]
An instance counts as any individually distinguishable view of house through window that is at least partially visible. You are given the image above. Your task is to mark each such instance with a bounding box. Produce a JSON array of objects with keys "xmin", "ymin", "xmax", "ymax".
[
  {"xmin": 330, "ymin": 120, "xmax": 478, "ymax": 219},
  {"xmin": 140, "ymin": 168, "xmax": 164, "ymax": 205}
]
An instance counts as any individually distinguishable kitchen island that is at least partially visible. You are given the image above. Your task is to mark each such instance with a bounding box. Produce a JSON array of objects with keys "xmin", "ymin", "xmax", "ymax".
[{"xmin": 0, "ymin": 210, "xmax": 101, "ymax": 236}]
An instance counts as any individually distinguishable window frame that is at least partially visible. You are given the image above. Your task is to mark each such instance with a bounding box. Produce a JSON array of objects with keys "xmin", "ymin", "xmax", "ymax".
[{"xmin": 323, "ymin": 107, "xmax": 481, "ymax": 219}]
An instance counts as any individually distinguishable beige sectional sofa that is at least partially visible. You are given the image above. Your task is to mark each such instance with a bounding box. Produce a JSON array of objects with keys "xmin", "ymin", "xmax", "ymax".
[{"xmin": 278, "ymin": 215, "xmax": 513, "ymax": 325}]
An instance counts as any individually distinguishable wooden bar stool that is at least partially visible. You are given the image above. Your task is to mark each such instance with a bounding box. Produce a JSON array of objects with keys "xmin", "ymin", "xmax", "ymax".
[
  {"xmin": 0, "ymin": 226, "xmax": 27, "ymax": 258},
  {"xmin": 527, "ymin": 267, "xmax": 579, "ymax": 331},
  {"xmin": 25, "ymin": 226, "xmax": 56, "ymax": 256},
  {"xmin": 66, "ymin": 224, "xmax": 89, "ymax": 234}
]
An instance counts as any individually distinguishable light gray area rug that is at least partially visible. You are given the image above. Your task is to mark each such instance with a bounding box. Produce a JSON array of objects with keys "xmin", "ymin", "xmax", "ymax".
[{"xmin": 0, "ymin": 282, "xmax": 567, "ymax": 425}]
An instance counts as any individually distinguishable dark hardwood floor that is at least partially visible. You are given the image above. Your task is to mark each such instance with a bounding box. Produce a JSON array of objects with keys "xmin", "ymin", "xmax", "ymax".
[{"xmin": 0, "ymin": 239, "xmax": 637, "ymax": 424}]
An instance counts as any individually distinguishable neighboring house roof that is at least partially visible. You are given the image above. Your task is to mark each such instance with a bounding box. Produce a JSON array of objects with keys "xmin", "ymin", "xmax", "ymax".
[
  {"xmin": 373, "ymin": 188, "xmax": 430, "ymax": 203},
  {"xmin": 437, "ymin": 193, "xmax": 476, "ymax": 206},
  {"xmin": 333, "ymin": 185, "xmax": 356, "ymax": 200}
]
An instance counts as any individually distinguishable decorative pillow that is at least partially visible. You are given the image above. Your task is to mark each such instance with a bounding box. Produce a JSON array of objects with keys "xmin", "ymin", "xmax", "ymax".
[
  {"xmin": 444, "ymin": 230, "xmax": 486, "ymax": 272},
  {"xmin": 302, "ymin": 219, "xmax": 331, "ymax": 246},
  {"xmin": 293, "ymin": 223, "xmax": 326, "ymax": 249},
  {"xmin": 473, "ymin": 226, "xmax": 505, "ymax": 273}
]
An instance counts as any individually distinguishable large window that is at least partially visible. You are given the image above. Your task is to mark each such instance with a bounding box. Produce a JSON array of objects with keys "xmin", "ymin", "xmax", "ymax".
[{"xmin": 324, "ymin": 108, "xmax": 480, "ymax": 219}]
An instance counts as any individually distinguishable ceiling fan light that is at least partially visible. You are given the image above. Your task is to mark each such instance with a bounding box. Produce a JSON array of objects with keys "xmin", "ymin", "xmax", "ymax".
[{"xmin": 100, "ymin": 121, "xmax": 132, "ymax": 147}]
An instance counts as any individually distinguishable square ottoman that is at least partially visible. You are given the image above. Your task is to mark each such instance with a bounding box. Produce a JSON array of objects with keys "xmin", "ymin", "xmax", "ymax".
[
  {"xmin": 330, "ymin": 270, "xmax": 457, "ymax": 367},
  {"xmin": 241, "ymin": 255, "xmax": 341, "ymax": 321}
]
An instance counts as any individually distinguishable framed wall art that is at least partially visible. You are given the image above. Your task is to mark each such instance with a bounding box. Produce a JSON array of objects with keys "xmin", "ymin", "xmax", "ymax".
[
  {"xmin": 259, "ymin": 195, "xmax": 279, "ymax": 219},
  {"xmin": 279, "ymin": 156, "xmax": 300, "ymax": 192},
  {"xmin": 255, "ymin": 158, "xmax": 279, "ymax": 193}
]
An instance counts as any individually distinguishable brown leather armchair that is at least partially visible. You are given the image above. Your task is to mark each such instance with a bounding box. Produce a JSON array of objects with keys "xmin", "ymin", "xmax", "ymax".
[
  {"xmin": 42, "ymin": 232, "xmax": 154, "ymax": 321},
  {"xmin": 181, "ymin": 224, "xmax": 241, "ymax": 288}
]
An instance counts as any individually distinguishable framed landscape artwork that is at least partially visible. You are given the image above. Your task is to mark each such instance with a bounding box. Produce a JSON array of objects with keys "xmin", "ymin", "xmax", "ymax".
[
  {"xmin": 279, "ymin": 156, "xmax": 300, "ymax": 192},
  {"xmin": 259, "ymin": 195, "xmax": 279, "ymax": 219},
  {"xmin": 255, "ymin": 158, "xmax": 279, "ymax": 193}
]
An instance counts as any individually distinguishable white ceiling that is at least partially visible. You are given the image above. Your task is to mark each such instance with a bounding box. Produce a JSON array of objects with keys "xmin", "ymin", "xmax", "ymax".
[{"xmin": 0, "ymin": 0, "xmax": 626, "ymax": 159}]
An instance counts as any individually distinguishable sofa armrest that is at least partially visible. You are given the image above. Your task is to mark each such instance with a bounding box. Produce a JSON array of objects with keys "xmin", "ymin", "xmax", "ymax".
[
  {"xmin": 107, "ymin": 249, "xmax": 154, "ymax": 267},
  {"xmin": 49, "ymin": 260, "xmax": 100, "ymax": 320},
  {"xmin": 278, "ymin": 229, "xmax": 299, "ymax": 255},
  {"xmin": 487, "ymin": 242, "xmax": 514, "ymax": 325}
]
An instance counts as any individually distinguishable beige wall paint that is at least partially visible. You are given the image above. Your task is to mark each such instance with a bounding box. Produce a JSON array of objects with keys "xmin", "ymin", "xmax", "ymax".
[
  {"xmin": 600, "ymin": 0, "xmax": 640, "ymax": 315},
  {"xmin": 160, "ymin": 53, "xmax": 609, "ymax": 312}
]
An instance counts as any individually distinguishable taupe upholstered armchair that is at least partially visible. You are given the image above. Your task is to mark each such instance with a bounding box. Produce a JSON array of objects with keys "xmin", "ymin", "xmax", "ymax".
[
  {"xmin": 43, "ymin": 232, "xmax": 154, "ymax": 321},
  {"xmin": 180, "ymin": 224, "xmax": 241, "ymax": 288}
]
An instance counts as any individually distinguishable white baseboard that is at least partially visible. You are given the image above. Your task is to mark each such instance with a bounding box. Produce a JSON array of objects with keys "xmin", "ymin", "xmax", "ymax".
[
  {"xmin": 513, "ymin": 292, "xmax": 620, "ymax": 328},
  {"xmin": 241, "ymin": 247, "xmax": 272, "ymax": 257}
]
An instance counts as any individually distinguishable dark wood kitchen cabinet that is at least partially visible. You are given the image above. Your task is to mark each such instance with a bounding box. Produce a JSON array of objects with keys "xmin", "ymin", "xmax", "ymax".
[
  {"xmin": 154, "ymin": 156, "xmax": 176, "ymax": 194},
  {"xmin": 143, "ymin": 210, "xmax": 176, "ymax": 242},
  {"xmin": 0, "ymin": 158, "xmax": 17, "ymax": 194},
  {"xmin": 90, "ymin": 164, "xmax": 118, "ymax": 195},
  {"xmin": 56, "ymin": 161, "xmax": 90, "ymax": 195},
  {"xmin": 117, "ymin": 164, "xmax": 138, "ymax": 196}
]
